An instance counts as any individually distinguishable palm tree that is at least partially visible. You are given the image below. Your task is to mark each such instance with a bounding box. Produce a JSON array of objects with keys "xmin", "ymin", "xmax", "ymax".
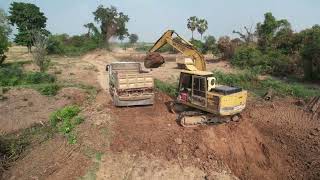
[
  {"xmin": 84, "ymin": 23, "xmax": 95, "ymax": 37},
  {"xmin": 197, "ymin": 19, "xmax": 208, "ymax": 39},
  {"xmin": 187, "ymin": 16, "xmax": 199, "ymax": 40}
]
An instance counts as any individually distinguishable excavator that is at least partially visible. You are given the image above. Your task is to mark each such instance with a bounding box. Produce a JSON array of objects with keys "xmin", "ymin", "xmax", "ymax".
[{"xmin": 144, "ymin": 30, "xmax": 247, "ymax": 127}]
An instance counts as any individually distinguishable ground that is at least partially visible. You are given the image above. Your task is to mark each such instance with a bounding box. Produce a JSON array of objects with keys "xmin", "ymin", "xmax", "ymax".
[{"xmin": 1, "ymin": 47, "xmax": 319, "ymax": 180}]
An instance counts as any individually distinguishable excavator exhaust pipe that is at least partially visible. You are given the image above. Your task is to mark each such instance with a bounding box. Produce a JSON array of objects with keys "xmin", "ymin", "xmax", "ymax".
[{"xmin": 144, "ymin": 52, "xmax": 165, "ymax": 68}]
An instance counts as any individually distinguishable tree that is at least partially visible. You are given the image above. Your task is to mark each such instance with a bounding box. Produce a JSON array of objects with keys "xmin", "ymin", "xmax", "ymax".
[
  {"xmin": 197, "ymin": 19, "xmax": 208, "ymax": 39},
  {"xmin": 0, "ymin": 9, "xmax": 11, "ymax": 65},
  {"xmin": 300, "ymin": 25, "xmax": 320, "ymax": 80},
  {"xmin": 32, "ymin": 32, "xmax": 50, "ymax": 72},
  {"xmin": 203, "ymin": 35, "xmax": 217, "ymax": 54},
  {"xmin": 217, "ymin": 36, "xmax": 239, "ymax": 59},
  {"xmin": 232, "ymin": 25, "xmax": 256, "ymax": 44},
  {"xmin": 256, "ymin": 12, "xmax": 291, "ymax": 51},
  {"xmin": 8, "ymin": 2, "xmax": 48, "ymax": 53},
  {"xmin": 93, "ymin": 5, "xmax": 129, "ymax": 47},
  {"xmin": 129, "ymin": 34, "xmax": 138, "ymax": 44},
  {"xmin": 187, "ymin": 16, "xmax": 198, "ymax": 39},
  {"xmin": 84, "ymin": 23, "xmax": 96, "ymax": 37}
]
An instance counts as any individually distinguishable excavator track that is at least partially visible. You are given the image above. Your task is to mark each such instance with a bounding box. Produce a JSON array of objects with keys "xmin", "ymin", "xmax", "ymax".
[
  {"xmin": 178, "ymin": 111, "xmax": 240, "ymax": 127},
  {"xmin": 170, "ymin": 101, "xmax": 241, "ymax": 127}
]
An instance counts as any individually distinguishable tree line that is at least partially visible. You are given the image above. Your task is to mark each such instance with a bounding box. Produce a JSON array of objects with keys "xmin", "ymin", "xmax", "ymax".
[
  {"xmin": 185, "ymin": 13, "xmax": 320, "ymax": 81},
  {"xmin": 0, "ymin": 3, "xmax": 319, "ymax": 80}
]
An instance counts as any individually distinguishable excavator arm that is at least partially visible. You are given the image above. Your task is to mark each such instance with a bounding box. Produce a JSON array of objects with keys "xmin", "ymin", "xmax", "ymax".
[{"xmin": 147, "ymin": 30, "xmax": 206, "ymax": 71}]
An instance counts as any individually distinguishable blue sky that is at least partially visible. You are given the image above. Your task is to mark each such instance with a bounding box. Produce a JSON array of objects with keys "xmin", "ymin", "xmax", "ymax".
[{"xmin": 1, "ymin": 0, "xmax": 319, "ymax": 42}]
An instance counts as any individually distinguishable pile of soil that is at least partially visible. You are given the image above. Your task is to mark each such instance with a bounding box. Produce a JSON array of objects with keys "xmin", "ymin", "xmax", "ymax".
[
  {"xmin": 246, "ymin": 98, "xmax": 320, "ymax": 179},
  {"xmin": 110, "ymin": 92, "xmax": 292, "ymax": 179}
]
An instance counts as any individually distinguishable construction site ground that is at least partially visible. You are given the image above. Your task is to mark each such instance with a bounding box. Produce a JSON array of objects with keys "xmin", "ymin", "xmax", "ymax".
[{"xmin": 1, "ymin": 47, "xmax": 319, "ymax": 180}]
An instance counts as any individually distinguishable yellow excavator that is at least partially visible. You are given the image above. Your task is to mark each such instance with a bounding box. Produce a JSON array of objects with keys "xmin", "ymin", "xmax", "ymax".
[{"xmin": 145, "ymin": 30, "xmax": 247, "ymax": 127}]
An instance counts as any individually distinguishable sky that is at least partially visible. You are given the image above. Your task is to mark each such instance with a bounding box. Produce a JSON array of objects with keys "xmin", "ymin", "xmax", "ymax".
[{"xmin": 0, "ymin": 0, "xmax": 320, "ymax": 42}]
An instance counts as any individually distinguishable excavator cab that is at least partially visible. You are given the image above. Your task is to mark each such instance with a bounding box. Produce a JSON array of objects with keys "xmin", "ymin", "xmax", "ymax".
[{"xmin": 176, "ymin": 70, "xmax": 247, "ymax": 117}]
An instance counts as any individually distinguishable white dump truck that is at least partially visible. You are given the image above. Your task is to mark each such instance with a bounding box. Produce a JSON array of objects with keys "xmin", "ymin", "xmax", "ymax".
[{"xmin": 106, "ymin": 62, "xmax": 154, "ymax": 106}]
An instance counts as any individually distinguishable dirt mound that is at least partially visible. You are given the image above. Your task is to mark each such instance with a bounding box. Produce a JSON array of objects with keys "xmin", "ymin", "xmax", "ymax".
[
  {"xmin": 0, "ymin": 88, "xmax": 87, "ymax": 134},
  {"xmin": 109, "ymin": 92, "xmax": 289, "ymax": 179},
  {"xmin": 2, "ymin": 136, "xmax": 91, "ymax": 180},
  {"xmin": 246, "ymin": 98, "xmax": 320, "ymax": 179}
]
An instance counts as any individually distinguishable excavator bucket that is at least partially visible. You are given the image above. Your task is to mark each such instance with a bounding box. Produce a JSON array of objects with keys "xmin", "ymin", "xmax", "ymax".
[{"xmin": 144, "ymin": 52, "xmax": 165, "ymax": 68}]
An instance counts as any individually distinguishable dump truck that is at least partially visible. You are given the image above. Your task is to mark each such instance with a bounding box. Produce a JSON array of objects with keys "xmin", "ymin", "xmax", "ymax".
[{"xmin": 106, "ymin": 62, "xmax": 154, "ymax": 106}]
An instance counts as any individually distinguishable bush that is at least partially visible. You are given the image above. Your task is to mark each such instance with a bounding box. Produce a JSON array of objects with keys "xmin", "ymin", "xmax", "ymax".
[
  {"xmin": 0, "ymin": 64, "xmax": 23, "ymax": 86},
  {"xmin": 232, "ymin": 46, "xmax": 295, "ymax": 75},
  {"xmin": 154, "ymin": 79, "xmax": 177, "ymax": 97},
  {"xmin": 50, "ymin": 105, "xmax": 83, "ymax": 144},
  {"xmin": 37, "ymin": 84, "xmax": 60, "ymax": 96},
  {"xmin": 46, "ymin": 34, "xmax": 101, "ymax": 56},
  {"xmin": 300, "ymin": 25, "xmax": 320, "ymax": 80},
  {"xmin": 25, "ymin": 72, "xmax": 56, "ymax": 84},
  {"xmin": 190, "ymin": 39, "xmax": 205, "ymax": 54},
  {"xmin": 47, "ymin": 35, "xmax": 65, "ymax": 54},
  {"xmin": 212, "ymin": 70, "xmax": 320, "ymax": 99}
]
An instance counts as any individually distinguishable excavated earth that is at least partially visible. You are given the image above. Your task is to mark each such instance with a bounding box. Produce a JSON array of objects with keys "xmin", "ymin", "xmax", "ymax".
[{"xmin": 1, "ymin": 49, "xmax": 320, "ymax": 180}]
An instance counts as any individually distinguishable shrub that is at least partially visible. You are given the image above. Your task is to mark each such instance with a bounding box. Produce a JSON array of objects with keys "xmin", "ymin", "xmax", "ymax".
[
  {"xmin": 232, "ymin": 46, "xmax": 296, "ymax": 75},
  {"xmin": 47, "ymin": 35, "xmax": 64, "ymax": 54},
  {"xmin": 190, "ymin": 39, "xmax": 205, "ymax": 54},
  {"xmin": 300, "ymin": 25, "xmax": 320, "ymax": 80},
  {"xmin": 50, "ymin": 105, "xmax": 83, "ymax": 144},
  {"xmin": 25, "ymin": 72, "xmax": 55, "ymax": 84},
  {"xmin": 154, "ymin": 79, "xmax": 177, "ymax": 97},
  {"xmin": 0, "ymin": 64, "xmax": 23, "ymax": 86},
  {"xmin": 37, "ymin": 84, "xmax": 60, "ymax": 96},
  {"xmin": 212, "ymin": 70, "xmax": 320, "ymax": 99}
]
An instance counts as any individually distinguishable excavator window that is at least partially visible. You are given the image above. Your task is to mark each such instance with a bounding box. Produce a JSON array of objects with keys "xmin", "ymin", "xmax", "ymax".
[
  {"xmin": 192, "ymin": 76, "xmax": 206, "ymax": 97},
  {"xmin": 180, "ymin": 73, "xmax": 192, "ymax": 91}
]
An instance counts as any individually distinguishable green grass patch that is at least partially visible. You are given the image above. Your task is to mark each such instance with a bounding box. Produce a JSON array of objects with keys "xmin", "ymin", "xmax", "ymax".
[
  {"xmin": 212, "ymin": 70, "xmax": 320, "ymax": 99},
  {"xmin": 154, "ymin": 79, "xmax": 178, "ymax": 97},
  {"xmin": 0, "ymin": 62, "xmax": 61, "ymax": 96},
  {"xmin": 36, "ymin": 84, "xmax": 61, "ymax": 96},
  {"xmin": 50, "ymin": 105, "xmax": 84, "ymax": 144}
]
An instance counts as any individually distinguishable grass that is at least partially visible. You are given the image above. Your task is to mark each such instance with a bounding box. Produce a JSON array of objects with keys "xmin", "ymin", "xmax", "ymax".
[
  {"xmin": 0, "ymin": 62, "xmax": 61, "ymax": 96},
  {"xmin": 212, "ymin": 70, "xmax": 320, "ymax": 99},
  {"xmin": 154, "ymin": 71, "xmax": 319, "ymax": 100},
  {"xmin": 154, "ymin": 79, "xmax": 178, "ymax": 97},
  {"xmin": 81, "ymin": 147, "xmax": 103, "ymax": 180},
  {"xmin": 49, "ymin": 105, "xmax": 84, "ymax": 144},
  {"xmin": 0, "ymin": 124, "xmax": 55, "ymax": 172}
]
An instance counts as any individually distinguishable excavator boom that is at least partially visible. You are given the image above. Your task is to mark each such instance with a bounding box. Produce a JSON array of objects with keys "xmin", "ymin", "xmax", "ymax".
[{"xmin": 146, "ymin": 30, "xmax": 206, "ymax": 71}]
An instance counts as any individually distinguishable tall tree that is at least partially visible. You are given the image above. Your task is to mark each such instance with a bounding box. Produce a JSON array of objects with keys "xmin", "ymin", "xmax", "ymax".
[
  {"xmin": 187, "ymin": 16, "xmax": 198, "ymax": 40},
  {"xmin": 8, "ymin": 2, "xmax": 48, "ymax": 53},
  {"xmin": 256, "ymin": 12, "xmax": 291, "ymax": 51},
  {"xmin": 197, "ymin": 19, "xmax": 208, "ymax": 39},
  {"xmin": 203, "ymin": 35, "xmax": 217, "ymax": 54},
  {"xmin": 0, "ymin": 9, "xmax": 11, "ymax": 65},
  {"xmin": 93, "ymin": 5, "xmax": 129, "ymax": 47},
  {"xmin": 129, "ymin": 34, "xmax": 138, "ymax": 44},
  {"xmin": 232, "ymin": 25, "xmax": 256, "ymax": 44}
]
